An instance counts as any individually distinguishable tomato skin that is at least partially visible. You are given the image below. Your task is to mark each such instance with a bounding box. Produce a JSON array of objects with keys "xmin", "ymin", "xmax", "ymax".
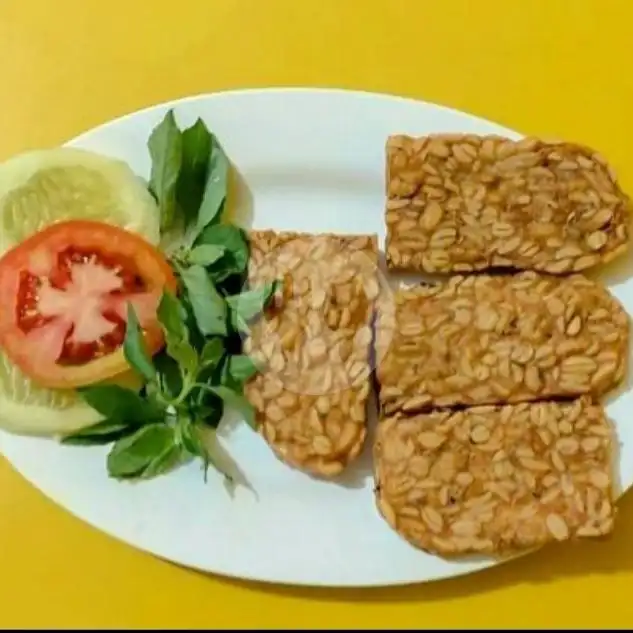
[{"xmin": 0, "ymin": 220, "xmax": 177, "ymax": 389}]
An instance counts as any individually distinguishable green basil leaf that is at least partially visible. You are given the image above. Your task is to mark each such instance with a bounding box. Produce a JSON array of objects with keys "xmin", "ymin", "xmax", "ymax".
[
  {"xmin": 230, "ymin": 312, "xmax": 250, "ymax": 335},
  {"xmin": 157, "ymin": 290, "xmax": 188, "ymax": 341},
  {"xmin": 226, "ymin": 281, "xmax": 278, "ymax": 327},
  {"xmin": 195, "ymin": 136, "xmax": 230, "ymax": 233},
  {"xmin": 179, "ymin": 296, "xmax": 208, "ymax": 352},
  {"xmin": 158, "ymin": 291, "xmax": 199, "ymax": 373},
  {"xmin": 123, "ymin": 304, "xmax": 156, "ymax": 382},
  {"xmin": 179, "ymin": 418, "xmax": 202, "ymax": 456},
  {"xmin": 195, "ymin": 224, "xmax": 249, "ymax": 280},
  {"xmin": 187, "ymin": 244, "xmax": 226, "ymax": 267},
  {"xmin": 78, "ymin": 385, "xmax": 163, "ymax": 422},
  {"xmin": 148, "ymin": 110, "xmax": 183, "ymax": 231},
  {"xmin": 209, "ymin": 385, "xmax": 256, "ymax": 429},
  {"xmin": 227, "ymin": 355, "xmax": 260, "ymax": 385},
  {"xmin": 179, "ymin": 265, "xmax": 228, "ymax": 337},
  {"xmin": 107, "ymin": 424, "xmax": 176, "ymax": 480},
  {"xmin": 179, "ymin": 420, "xmax": 210, "ymax": 482},
  {"xmin": 200, "ymin": 337, "xmax": 225, "ymax": 368},
  {"xmin": 61, "ymin": 419, "xmax": 137, "ymax": 446},
  {"xmin": 166, "ymin": 338, "xmax": 198, "ymax": 376},
  {"xmin": 153, "ymin": 351, "xmax": 183, "ymax": 399},
  {"xmin": 140, "ymin": 443, "xmax": 185, "ymax": 479},
  {"xmin": 218, "ymin": 364, "xmax": 240, "ymax": 392},
  {"xmin": 185, "ymin": 423, "xmax": 233, "ymax": 483},
  {"xmin": 177, "ymin": 118, "xmax": 212, "ymax": 224}
]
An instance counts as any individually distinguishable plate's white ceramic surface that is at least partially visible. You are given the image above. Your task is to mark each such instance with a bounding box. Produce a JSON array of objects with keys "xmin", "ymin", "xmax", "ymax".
[{"xmin": 1, "ymin": 88, "xmax": 632, "ymax": 587}]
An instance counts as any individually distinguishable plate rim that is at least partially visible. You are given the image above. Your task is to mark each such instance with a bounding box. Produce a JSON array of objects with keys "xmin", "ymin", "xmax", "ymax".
[{"xmin": 68, "ymin": 85, "xmax": 523, "ymax": 147}]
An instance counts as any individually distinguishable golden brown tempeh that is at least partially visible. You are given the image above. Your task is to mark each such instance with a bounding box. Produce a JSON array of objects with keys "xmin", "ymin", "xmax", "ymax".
[
  {"xmin": 386, "ymin": 134, "xmax": 630, "ymax": 274},
  {"xmin": 244, "ymin": 230, "xmax": 379, "ymax": 477},
  {"xmin": 376, "ymin": 273, "xmax": 628, "ymax": 415},
  {"xmin": 374, "ymin": 398, "xmax": 616, "ymax": 557}
]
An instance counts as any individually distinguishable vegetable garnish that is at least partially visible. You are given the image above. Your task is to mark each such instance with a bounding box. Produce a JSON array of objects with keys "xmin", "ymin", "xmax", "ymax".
[
  {"xmin": 0, "ymin": 220, "xmax": 177, "ymax": 389},
  {"xmin": 61, "ymin": 111, "xmax": 277, "ymax": 483},
  {"xmin": 148, "ymin": 110, "xmax": 230, "ymax": 251},
  {"xmin": 0, "ymin": 147, "xmax": 162, "ymax": 437}
]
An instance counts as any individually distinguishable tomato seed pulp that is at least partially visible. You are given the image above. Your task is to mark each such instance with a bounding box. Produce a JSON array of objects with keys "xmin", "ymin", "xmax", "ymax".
[{"xmin": 17, "ymin": 247, "xmax": 148, "ymax": 365}]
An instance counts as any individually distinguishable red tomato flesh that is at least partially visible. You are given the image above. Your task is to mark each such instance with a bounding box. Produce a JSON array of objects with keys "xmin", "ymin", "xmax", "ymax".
[{"xmin": 0, "ymin": 221, "xmax": 177, "ymax": 389}]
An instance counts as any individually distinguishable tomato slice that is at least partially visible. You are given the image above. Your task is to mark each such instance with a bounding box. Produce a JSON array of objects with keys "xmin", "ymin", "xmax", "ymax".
[{"xmin": 0, "ymin": 220, "xmax": 177, "ymax": 389}]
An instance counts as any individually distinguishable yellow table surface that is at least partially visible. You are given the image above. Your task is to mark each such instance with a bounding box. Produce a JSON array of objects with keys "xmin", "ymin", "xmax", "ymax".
[{"xmin": 1, "ymin": 0, "xmax": 633, "ymax": 628}]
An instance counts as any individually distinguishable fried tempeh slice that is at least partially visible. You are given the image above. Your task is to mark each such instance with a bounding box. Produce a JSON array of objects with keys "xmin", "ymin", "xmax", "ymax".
[
  {"xmin": 374, "ymin": 398, "xmax": 616, "ymax": 557},
  {"xmin": 376, "ymin": 273, "xmax": 628, "ymax": 415},
  {"xmin": 244, "ymin": 230, "xmax": 379, "ymax": 477},
  {"xmin": 385, "ymin": 134, "xmax": 631, "ymax": 274}
]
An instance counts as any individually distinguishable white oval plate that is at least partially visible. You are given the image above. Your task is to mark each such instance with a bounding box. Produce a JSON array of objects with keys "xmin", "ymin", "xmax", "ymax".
[{"xmin": 1, "ymin": 88, "xmax": 631, "ymax": 587}]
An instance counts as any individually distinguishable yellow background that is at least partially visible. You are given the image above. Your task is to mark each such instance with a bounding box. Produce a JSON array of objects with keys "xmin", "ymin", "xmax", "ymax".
[{"xmin": 1, "ymin": 0, "xmax": 632, "ymax": 628}]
